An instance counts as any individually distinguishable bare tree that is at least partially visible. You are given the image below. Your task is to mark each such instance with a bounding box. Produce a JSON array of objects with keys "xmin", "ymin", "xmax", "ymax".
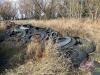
[
  {"xmin": 0, "ymin": 1, "xmax": 17, "ymax": 20},
  {"xmin": 1, "ymin": 0, "xmax": 100, "ymax": 20},
  {"xmin": 19, "ymin": 0, "xmax": 34, "ymax": 19}
]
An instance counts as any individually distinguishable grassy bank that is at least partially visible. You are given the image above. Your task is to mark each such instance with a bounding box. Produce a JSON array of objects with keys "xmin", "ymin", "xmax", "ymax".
[{"xmin": 0, "ymin": 19, "xmax": 100, "ymax": 75}]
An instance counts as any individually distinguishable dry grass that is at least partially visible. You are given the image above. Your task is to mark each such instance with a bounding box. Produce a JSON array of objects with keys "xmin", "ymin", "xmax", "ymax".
[{"xmin": 0, "ymin": 18, "xmax": 100, "ymax": 75}]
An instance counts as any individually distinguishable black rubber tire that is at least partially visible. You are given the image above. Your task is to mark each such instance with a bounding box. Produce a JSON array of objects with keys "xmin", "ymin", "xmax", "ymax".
[
  {"xmin": 75, "ymin": 38, "xmax": 96, "ymax": 53},
  {"xmin": 56, "ymin": 37, "xmax": 76, "ymax": 49}
]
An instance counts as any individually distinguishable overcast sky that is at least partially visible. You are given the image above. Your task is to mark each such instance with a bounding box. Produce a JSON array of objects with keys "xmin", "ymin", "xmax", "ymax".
[{"xmin": 0, "ymin": 0, "xmax": 18, "ymax": 4}]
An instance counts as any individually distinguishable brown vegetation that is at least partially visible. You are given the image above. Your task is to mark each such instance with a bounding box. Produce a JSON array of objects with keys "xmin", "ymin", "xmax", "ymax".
[
  {"xmin": 27, "ymin": 33, "xmax": 45, "ymax": 61},
  {"xmin": 0, "ymin": 19, "xmax": 100, "ymax": 75}
]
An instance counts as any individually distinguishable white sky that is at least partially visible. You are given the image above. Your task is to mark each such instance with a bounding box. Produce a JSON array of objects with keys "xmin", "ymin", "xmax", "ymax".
[
  {"xmin": 8, "ymin": 0, "xmax": 18, "ymax": 2},
  {"xmin": 13, "ymin": 0, "xmax": 18, "ymax": 1},
  {"xmin": 0, "ymin": 0, "xmax": 18, "ymax": 4}
]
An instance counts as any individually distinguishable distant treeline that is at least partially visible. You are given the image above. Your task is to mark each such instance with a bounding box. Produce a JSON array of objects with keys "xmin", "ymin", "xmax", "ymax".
[{"xmin": 0, "ymin": 0, "xmax": 100, "ymax": 20}]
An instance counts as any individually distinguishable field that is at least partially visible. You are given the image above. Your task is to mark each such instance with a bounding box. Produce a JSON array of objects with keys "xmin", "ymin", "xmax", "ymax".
[{"xmin": 0, "ymin": 18, "xmax": 100, "ymax": 75}]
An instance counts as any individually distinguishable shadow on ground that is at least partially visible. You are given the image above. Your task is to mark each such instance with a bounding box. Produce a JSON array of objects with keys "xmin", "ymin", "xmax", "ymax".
[
  {"xmin": 0, "ymin": 29, "xmax": 27, "ymax": 73},
  {"xmin": 91, "ymin": 61, "xmax": 100, "ymax": 75}
]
